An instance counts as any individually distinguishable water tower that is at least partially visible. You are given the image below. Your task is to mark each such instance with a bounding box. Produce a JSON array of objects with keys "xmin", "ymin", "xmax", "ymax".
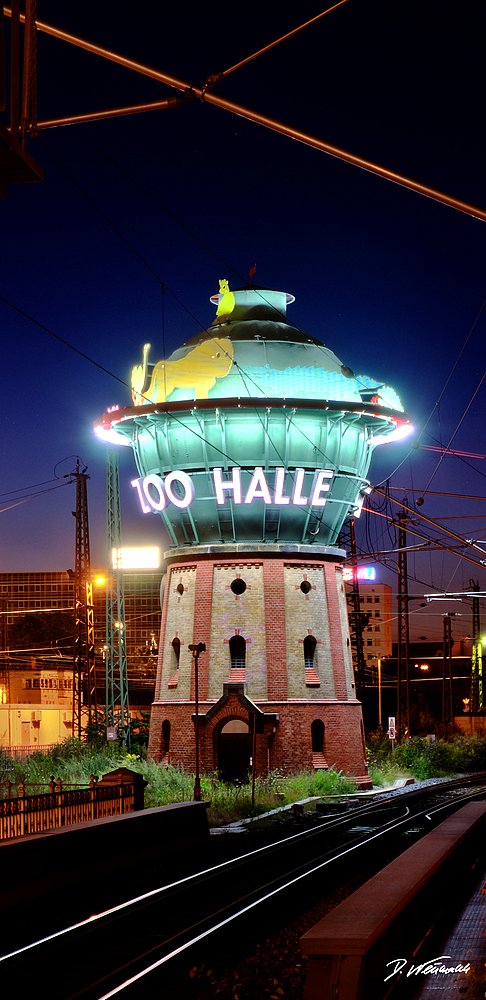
[{"xmin": 95, "ymin": 284, "xmax": 411, "ymax": 786}]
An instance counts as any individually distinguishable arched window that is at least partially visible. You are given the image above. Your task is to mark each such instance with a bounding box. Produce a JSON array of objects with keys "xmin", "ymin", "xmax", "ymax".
[
  {"xmin": 229, "ymin": 634, "xmax": 246, "ymax": 670},
  {"xmin": 303, "ymin": 635, "xmax": 317, "ymax": 670},
  {"xmin": 162, "ymin": 719, "xmax": 171, "ymax": 752},
  {"xmin": 171, "ymin": 637, "xmax": 180, "ymax": 666},
  {"xmin": 311, "ymin": 719, "xmax": 324, "ymax": 752}
]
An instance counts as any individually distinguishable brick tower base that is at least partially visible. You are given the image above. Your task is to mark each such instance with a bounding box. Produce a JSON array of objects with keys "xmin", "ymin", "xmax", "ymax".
[{"xmin": 148, "ymin": 544, "xmax": 371, "ymax": 789}]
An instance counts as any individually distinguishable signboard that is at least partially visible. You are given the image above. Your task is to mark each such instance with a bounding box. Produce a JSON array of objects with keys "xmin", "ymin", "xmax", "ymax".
[
  {"xmin": 131, "ymin": 466, "xmax": 334, "ymax": 514},
  {"xmin": 342, "ymin": 566, "xmax": 376, "ymax": 582},
  {"xmin": 388, "ymin": 716, "xmax": 396, "ymax": 740}
]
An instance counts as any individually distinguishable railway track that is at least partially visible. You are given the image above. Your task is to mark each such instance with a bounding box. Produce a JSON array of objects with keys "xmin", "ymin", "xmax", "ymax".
[{"xmin": 2, "ymin": 776, "xmax": 485, "ymax": 999}]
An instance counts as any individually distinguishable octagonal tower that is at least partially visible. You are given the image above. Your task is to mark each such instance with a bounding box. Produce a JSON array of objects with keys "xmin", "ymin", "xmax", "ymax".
[{"xmin": 95, "ymin": 284, "xmax": 411, "ymax": 786}]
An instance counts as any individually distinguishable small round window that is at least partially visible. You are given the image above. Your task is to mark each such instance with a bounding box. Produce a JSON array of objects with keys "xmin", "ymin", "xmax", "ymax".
[
  {"xmin": 300, "ymin": 581, "xmax": 312, "ymax": 594},
  {"xmin": 231, "ymin": 578, "xmax": 246, "ymax": 595}
]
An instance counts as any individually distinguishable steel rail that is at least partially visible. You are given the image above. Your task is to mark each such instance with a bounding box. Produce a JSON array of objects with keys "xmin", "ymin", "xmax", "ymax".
[
  {"xmin": 3, "ymin": 6, "xmax": 486, "ymax": 223},
  {"xmin": 2, "ymin": 777, "xmax": 485, "ymax": 1000},
  {"xmin": 88, "ymin": 785, "xmax": 486, "ymax": 999}
]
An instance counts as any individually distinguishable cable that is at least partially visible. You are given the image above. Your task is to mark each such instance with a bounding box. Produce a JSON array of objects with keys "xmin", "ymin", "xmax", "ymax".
[
  {"xmin": 0, "ymin": 481, "xmax": 73, "ymax": 514},
  {"xmin": 36, "ymin": 138, "xmax": 205, "ymax": 331},
  {"xmin": 423, "ymin": 370, "xmax": 486, "ymax": 493},
  {"xmin": 0, "ymin": 477, "xmax": 65, "ymax": 499}
]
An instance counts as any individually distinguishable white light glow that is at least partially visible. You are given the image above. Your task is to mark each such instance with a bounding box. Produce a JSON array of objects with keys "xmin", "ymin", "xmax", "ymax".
[
  {"xmin": 112, "ymin": 547, "xmax": 160, "ymax": 570},
  {"xmin": 371, "ymin": 422, "xmax": 414, "ymax": 446}
]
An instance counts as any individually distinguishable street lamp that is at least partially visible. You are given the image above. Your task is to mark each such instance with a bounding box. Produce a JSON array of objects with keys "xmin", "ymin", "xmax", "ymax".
[{"xmin": 189, "ymin": 642, "xmax": 206, "ymax": 801}]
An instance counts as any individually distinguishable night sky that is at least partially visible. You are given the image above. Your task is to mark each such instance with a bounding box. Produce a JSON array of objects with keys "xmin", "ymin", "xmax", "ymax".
[{"xmin": 1, "ymin": 1, "xmax": 485, "ymax": 645}]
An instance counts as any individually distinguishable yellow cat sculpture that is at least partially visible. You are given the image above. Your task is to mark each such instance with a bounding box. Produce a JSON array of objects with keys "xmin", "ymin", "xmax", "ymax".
[{"xmin": 131, "ymin": 338, "xmax": 234, "ymax": 405}]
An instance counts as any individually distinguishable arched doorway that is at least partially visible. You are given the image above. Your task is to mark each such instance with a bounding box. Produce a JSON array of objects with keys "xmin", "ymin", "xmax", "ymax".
[{"xmin": 217, "ymin": 719, "xmax": 250, "ymax": 781}]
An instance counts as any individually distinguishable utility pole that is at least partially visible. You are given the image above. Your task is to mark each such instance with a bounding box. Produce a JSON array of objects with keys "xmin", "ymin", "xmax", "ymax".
[
  {"xmin": 72, "ymin": 460, "xmax": 97, "ymax": 739},
  {"xmin": 189, "ymin": 642, "xmax": 206, "ymax": 800},
  {"xmin": 338, "ymin": 519, "xmax": 368, "ymax": 711},
  {"xmin": 470, "ymin": 581, "xmax": 482, "ymax": 712},
  {"xmin": 106, "ymin": 451, "xmax": 130, "ymax": 747},
  {"xmin": 396, "ymin": 507, "xmax": 410, "ymax": 736},
  {"xmin": 442, "ymin": 613, "xmax": 454, "ymax": 725}
]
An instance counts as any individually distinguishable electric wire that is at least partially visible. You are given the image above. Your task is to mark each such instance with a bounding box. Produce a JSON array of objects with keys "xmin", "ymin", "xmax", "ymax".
[
  {"xmin": 372, "ymin": 298, "xmax": 486, "ymax": 490},
  {"xmin": 423, "ymin": 370, "xmax": 486, "ymax": 493},
  {"xmin": 36, "ymin": 138, "xmax": 205, "ymax": 332},
  {"xmin": 0, "ymin": 481, "xmax": 74, "ymax": 514}
]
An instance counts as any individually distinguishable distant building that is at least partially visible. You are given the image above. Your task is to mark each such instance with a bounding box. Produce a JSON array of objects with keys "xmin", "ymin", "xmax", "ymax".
[
  {"xmin": 357, "ymin": 582, "xmax": 393, "ymax": 664},
  {"xmin": 0, "ymin": 569, "xmax": 162, "ymax": 749}
]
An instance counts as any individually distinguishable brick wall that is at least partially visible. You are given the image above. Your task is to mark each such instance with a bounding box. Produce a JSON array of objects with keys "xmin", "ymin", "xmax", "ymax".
[
  {"xmin": 148, "ymin": 697, "xmax": 369, "ymax": 785},
  {"xmin": 263, "ymin": 559, "xmax": 287, "ymax": 699},
  {"xmin": 148, "ymin": 547, "xmax": 369, "ymax": 786}
]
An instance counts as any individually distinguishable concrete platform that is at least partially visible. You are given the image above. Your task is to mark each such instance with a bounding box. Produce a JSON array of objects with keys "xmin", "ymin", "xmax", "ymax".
[
  {"xmin": 300, "ymin": 801, "xmax": 486, "ymax": 1000},
  {"xmin": 398, "ymin": 865, "xmax": 486, "ymax": 999}
]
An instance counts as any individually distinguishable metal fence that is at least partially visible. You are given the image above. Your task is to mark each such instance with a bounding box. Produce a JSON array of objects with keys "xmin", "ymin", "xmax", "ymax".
[
  {"xmin": 0, "ymin": 745, "xmax": 56, "ymax": 767},
  {"xmin": 0, "ymin": 774, "xmax": 136, "ymax": 840}
]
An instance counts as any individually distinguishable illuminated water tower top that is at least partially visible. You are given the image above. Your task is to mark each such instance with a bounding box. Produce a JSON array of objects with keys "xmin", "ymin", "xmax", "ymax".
[{"xmin": 95, "ymin": 283, "xmax": 412, "ymax": 548}]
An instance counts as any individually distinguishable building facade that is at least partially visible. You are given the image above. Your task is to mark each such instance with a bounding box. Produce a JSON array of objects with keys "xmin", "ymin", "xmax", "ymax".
[
  {"xmin": 0, "ymin": 569, "xmax": 161, "ymax": 748},
  {"xmin": 359, "ymin": 582, "xmax": 393, "ymax": 668}
]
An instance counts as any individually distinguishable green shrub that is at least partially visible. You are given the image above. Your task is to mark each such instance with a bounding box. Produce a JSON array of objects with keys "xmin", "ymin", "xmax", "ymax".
[
  {"xmin": 1, "ymin": 742, "xmax": 355, "ymax": 823},
  {"xmin": 394, "ymin": 733, "xmax": 486, "ymax": 779}
]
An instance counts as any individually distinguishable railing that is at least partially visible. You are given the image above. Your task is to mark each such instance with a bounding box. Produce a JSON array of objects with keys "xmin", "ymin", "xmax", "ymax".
[
  {"xmin": 0, "ymin": 773, "xmax": 136, "ymax": 840},
  {"xmin": 1, "ymin": 745, "xmax": 57, "ymax": 766}
]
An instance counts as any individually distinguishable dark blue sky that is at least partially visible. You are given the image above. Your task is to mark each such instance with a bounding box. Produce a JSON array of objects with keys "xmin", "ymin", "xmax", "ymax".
[{"xmin": 1, "ymin": 1, "xmax": 485, "ymax": 643}]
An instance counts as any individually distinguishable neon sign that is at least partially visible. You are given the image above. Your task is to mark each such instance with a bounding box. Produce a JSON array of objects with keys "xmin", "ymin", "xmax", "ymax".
[
  {"xmin": 131, "ymin": 467, "xmax": 334, "ymax": 514},
  {"xmin": 342, "ymin": 566, "xmax": 376, "ymax": 582}
]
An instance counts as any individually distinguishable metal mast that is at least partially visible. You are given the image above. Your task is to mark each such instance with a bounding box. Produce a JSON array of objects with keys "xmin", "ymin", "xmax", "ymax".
[
  {"xmin": 396, "ymin": 508, "xmax": 410, "ymax": 736},
  {"xmin": 73, "ymin": 460, "xmax": 97, "ymax": 739},
  {"xmin": 442, "ymin": 613, "xmax": 454, "ymax": 725},
  {"xmin": 105, "ymin": 451, "xmax": 130, "ymax": 747},
  {"xmin": 338, "ymin": 518, "xmax": 368, "ymax": 710},
  {"xmin": 470, "ymin": 581, "xmax": 482, "ymax": 712}
]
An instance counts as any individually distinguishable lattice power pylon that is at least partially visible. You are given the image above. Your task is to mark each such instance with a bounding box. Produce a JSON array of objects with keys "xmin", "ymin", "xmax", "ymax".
[
  {"xmin": 105, "ymin": 451, "xmax": 130, "ymax": 747},
  {"xmin": 73, "ymin": 461, "xmax": 97, "ymax": 739},
  {"xmin": 396, "ymin": 509, "xmax": 410, "ymax": 736},
  {"xmin": 338, "ymin": 518, "xmax": 368, "ymax": 710},
  {"xmin": 442, "ymin": 613, "xmax": 454, "ymax": 725},
  {"xmin": 470, "ymin": 581, "xmax": 482, "ymax": 712}
]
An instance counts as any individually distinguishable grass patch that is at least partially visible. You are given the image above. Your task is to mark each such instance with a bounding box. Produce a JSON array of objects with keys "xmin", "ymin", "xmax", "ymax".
[
  {"xmin": 0, "ymin": 742, "xmax": 357, "ymax": 824},
  {"xmin": 14, "ymin": 731, "xmax": 486, "ymax": 822}
]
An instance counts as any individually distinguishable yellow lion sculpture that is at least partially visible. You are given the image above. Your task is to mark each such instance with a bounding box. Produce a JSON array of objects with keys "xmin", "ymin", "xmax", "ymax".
[{"xmin": 131, "ymin": 338, "xmax": 234, "ymax": 405}]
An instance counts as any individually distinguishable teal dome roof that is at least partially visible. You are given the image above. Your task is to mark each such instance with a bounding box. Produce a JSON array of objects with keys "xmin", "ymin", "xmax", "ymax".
[{"xmin": 160, "ymin": 286, "xmax": 403, "ymax": 411}]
